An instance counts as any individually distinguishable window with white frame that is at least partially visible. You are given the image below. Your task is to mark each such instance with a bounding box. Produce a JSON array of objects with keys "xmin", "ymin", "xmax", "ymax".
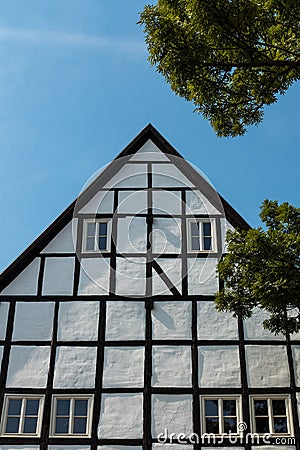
[
  {"xmin": 1, "ymin": 395, "xmax": 44, "ymax": 436},
  {"xmin": 189, "ymin": 220, "xmax": 215, "ymax": 252},
  {"xmin": 83, "ymin": 219, "xmax": 110, "ymax": 253},
  {"xmin": 250, "ymin": 396, "xmax": 292, "ymax": 435},
  {"xmin": 201, "ymin": 396, "xmax": 241, "ymax": 435},
  {"xmin": 51, "ymin": 395, "xmax": 93, "ymax": 436}
]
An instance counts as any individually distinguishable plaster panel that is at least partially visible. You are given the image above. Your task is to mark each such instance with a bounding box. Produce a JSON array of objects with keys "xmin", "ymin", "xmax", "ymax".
[
  {"xmin": 53, "ymin": 346, "xmax": 97, "ymax": 388},
  {"xmin": 78, "ymin": 257, "xmax": 110, "ymax": 295},
  {"xmin": 186, "ymin": 190, "xmax": 221, "ymax": 215},
  {"xmin": 152, "ymin": 190, "xmax": 182, "ymax": 215},
  {"xmin": 103, "ymin": 164, "xmax": 147, "ymax": 189},
  {"xmin": 153, "ymin": 446, "xmax": 193, "ymax": 450},
  {"xmin": 152, "ymin": 164, "xmax": 193, "ymax": 188},
  {"xmin": 57, "ymin": 301, "xmax": 99, "ymax": 341},
  {"xmin": 292, "ymin": 346, "xmax": 300, "ymax": 387},
  {"xmin": 42, "ymin": 257, "xmax": 74, "ymax": 295},
  {"xmin": 152, "ymin": 258, "xmax": 182, "ymax": 296},
  {"xmin": 0, "ymin": 346, "xmax": 3, "ymax": 366},
  {"xmin": 188, "ymin": 258, "xmax": 218, "ymax": 295},
  {"xmin": 49, "ymin": 447, "xmax": 90, "ymax": 450},
  {"xmin": 106, "ymin": 301, "xmax": 145, "ymax": 340},
  {"xmin": 197, "ymin": 301, "xmax": 238, "ymax": 340},
  {"xmin": 130, "ymin": 139, "xmax": 170, "ymax": 161},
  {"xmin": 246, "ymin": 345, "xmax": 289, "ymax": 387},
  {"xmin": 243, "ymin": 308, "xmax": 285, "ymax": 340},
  {"xmin": 78, "ymin": 190, "xmax": 114, "ymax": 214},
  {"xmin": 41, "ymin": 219, "xmax": 77, "ymax": 253},
  {"xmin": 98, "ymin": 393, "xmax": 143, "ymax": 438},
  {"xmin": 117, "ymin": 217, "xmax": 147, "ymax": 253},
  {"xmin": 7, "ymin": 346, "xmax": 50, "ymax": 388},
  {"xmin": 13, "ymin": 302, "xmax": 55, "ymax": 341},
  {"xmin": 152, "ymin": 218, "xmax": 181, "ymax": 254},
  {"xmin": 115, "ymin": 257, "xmax": 146, "ymax": 296},
  {"xmin": 0, "ymin": 258, "xmax": 40, "ymax": 295},
  {"xmin": 1, "ymin": 447, "xmax": 40, "ymax": 450},
  {"xmin": 152, "ymin": 301, "xmax": 192, "ymax": 340},
  {"xmin": 103, "ymin": 347, "xmax": 144, "ymax": 388},
  {"xmin": 220, "ymin": 218, "xmax": 235, "ymax": 252},
  {"xmin": 253, "ymin": 448, "xmax": 295, "ymax": 450},
  {"xmin": 98, "ymin": 448, "xmax": 142, "ymax": 450},
  {"xmin": 152, "ymin": 346, "xmax": 192, "ymax": 387},
  {"xmin": 198, "ymin": 346, "xmax": 241, "ymax": 387},
  {"xmin": 0, "ymin": 302, "xmax": 9, "ymax": 339},
  {"xmin": 152, "ymin": 395, "xmax": 193, "ymax": 436},
  {"xmin": 118, "ymin": 190, "xmax": 147, "ymax": 214}
]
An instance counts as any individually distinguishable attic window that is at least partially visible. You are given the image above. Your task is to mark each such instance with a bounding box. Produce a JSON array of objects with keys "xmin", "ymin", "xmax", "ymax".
[
  {"xmin": 50, "ymin": 395, "xmax": 93, "ymax": 437},
  {"xmin": 1, "ymin": 395, "xmax": 44, "ymax": 436},
  {"xmin": 189, "ymin": 219, "xmax": 215, "ymax": 252},
  {"xmin": 83, "ymin": 219, "xmax": 110, "ymax": 253}
]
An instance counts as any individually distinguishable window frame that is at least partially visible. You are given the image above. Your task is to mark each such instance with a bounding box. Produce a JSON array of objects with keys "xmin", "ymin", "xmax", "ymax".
[
  {"xmin": 50, "ymin": 394, "xmax": 94, "ymax": 438},
  {"xmin": 187, "ymin": 218, "xmax": 216, "ymax": 253},
  {"xmin": 250, "ymin": 395, "xmax": 293, "ymax": 436},
  {"xmin": 200, "ymin": 395, "xmax": 242, "ymax": 436},
  {"xmin": 1, "ymin": 394, "xmax": 44, "ymax": 437},
  {"xmin": 82, "ymin": 219, "xmax": 111, "ymax": 253}
]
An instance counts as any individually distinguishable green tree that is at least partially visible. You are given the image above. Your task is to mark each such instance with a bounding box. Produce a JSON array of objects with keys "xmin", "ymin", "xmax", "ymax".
[
  {"xmin": 216, "ymin": 200, "xmax": 300, "ymax": 334},
  {"xmin": 139, "ymin": 0, "xmax": 300, "ymax": 137}
]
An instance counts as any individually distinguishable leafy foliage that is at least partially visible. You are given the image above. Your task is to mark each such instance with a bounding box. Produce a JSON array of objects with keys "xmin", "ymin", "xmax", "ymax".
[
  {"xmin": 139, "ymin": 0, "xmax": 300, "ymax": 137},
  {"xmin": 216, "ymin": 200, "xmax": 300, "ymax": 334}
]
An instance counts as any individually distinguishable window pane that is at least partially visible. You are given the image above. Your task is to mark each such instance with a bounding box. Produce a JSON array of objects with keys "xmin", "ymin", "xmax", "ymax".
[
  {"xmin": 99, "ymin": 223, "xmax": 107, "ymax": 236},
  {"xmin": 274, "ymin": 417, "xmax": 288, "ymax": 433},
  {"xmin": 74, "ymin": 399, "xmax": 88, "ymax": 416},
  {"xmin": 5, "ymin": 417, "xmax": 20, "ymax": 433},
  {"xmin": 191, "ymin": 237, "xmax": 200, "ymax": 250},
  {"xmin": 256, "ymin": 417, "xmax": 269, "ymax": 433},
  {"xmin": 73, "ymin": 417, "xmax": 87, "ymax": 434},
  {"xmin": 224, "ymin": 417, "xmax": 237, "ymax": 433},
  {"xmin": 25, "ymin": 399, "xmax": 39, "ymax": 416},
  {"xmin": 272, "ymin": 399, "xmax": 286, "ymax": 416},
  {"xmin": 191, "ymin": 222, "xmax": 199, "ymax": 237},
  {"xmin": 206, "ymin": 417, "xmax": 219, "ymax": 434},
  {"xmin": 254, "ymin": 399, "xmax": 268, "ymax": 416},
  {"xmin": 8, "ymin": 399, "xmax": 22, "ymax": 415},
  {"xmin": 23, "ymin": 417, "xmax": 37, "ymax": 433},
  {"xmin": 87, "ymin": 223, "xmax": 96, "ymax": 236},
  {"xmin": 203, "ymin": 222, "xmax": 211, "ymax": 237},
  {"xmin": 55, "ymin": 417, "xmax": 69, "ymax": 434},
  {"xmin": 203, "ymin": 237, "xmax": 212, "ymax": 250},
  {"xmin": 205, "ymin": 399, "xmax": 218, "ymax": 416},
  {"xmin": 86, "ymin": 237, "xmax": 95, "ymax": 251},
  {"xmin": 98, "ymin": 237, "xmax": 107, "ymax": 250},
  {"xmin": 56, "ymin": 399, "xmax": 70, "ymax": 416},
  {"xmin": 223, "ymin": 400, "xmax": 236, "ymax": 416}
]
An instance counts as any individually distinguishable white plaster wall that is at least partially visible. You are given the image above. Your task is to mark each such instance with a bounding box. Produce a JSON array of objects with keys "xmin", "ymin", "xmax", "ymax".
[
  {"xmin": 152, "ymin": 191, "xmax": 182, "ymax": 215},
  {"xmin": 188, "ymin": 258, "xmax": 218, "ymax": 295},
  {"xmin": 98, "ymin": 393, "xmax": 143, "ymax": 438},
  {"xmin": 253, "ymin": 447, "xmax": 295, "ymax": 450},
  {"xmin": 186, "ymin": 190, "xmax": 221, "ymax": 215},
  {"xmin": 41, "ymin": 219, "xmax": 77, "ymax": 253},
  {"xmin": 115, "ymin": 257, "xmax": 146, "ymax": 296},
  {"xmin": 1, "ymin": 447, "xmax": 40, "ymax": 450},
  {"xmin": 98, "ymin": 447, "xmax": 142, "ymax": 450},
  {"xmin": 197, "ymin": 301, "xmax": 238, "ymax": 340},
  {"xmin": 220, "ymin": 218, "xmax": 235, "ymax": 252},
  {"xmin": 117, "ymin": 217, "xmax": 147, "ymax": 253},
  {"xmin": 152, "ymin": 301, "xmax": 192, "ymax": 340},
  {"xmin": 7, "ymin": 346, "xmax": 50, "ymax": 388},
  {"xmin": 49, "ymin": 447, "xmax": 90, "ymax": 450},
  {"xmin": 152, "ymin": 258, "xmax": 182, "ymax": 296},
  {"xmin": 118, "ymin": 190, "xmax": 147, "ymax": 214},
  {"xmin": 106, "ymin": 301, "xmax": 145, "ymax": 340},
  {"xmin": 0, "ymin": 258, "xmax": 40, "ymax": 295},
  {"xmin": 130, "ymin": 140, "xmax": 170, "ymax": 161},
  {"xmin": 198, "ymin": 346, "xmax": 241, "ymax": 387},
  {"xmin": 102, "ymin": 347, "xmax": 144, "ymax": 388},
  {"xmin": 292, "ymin": 346, "xmax": 300, "ymax": 387},
  {"xmin": 42, "ymin": 257, "xmax": 74, "ymax": 295},
  {"xmin": 152, "ymin": 218, "xmax": 181, "ymax": 254},
  {"xmin": 13, "ymin": 302, "xmax": 55, "ymax": 341},
  {"xmin": 0, "ymin": 302, "xmax": 9, "ymax": 339},
  {"xmin": 153, "ymin": 446, "xmax": 193, "ymax": 450},
  {"xmin": 152, "ymin": 346, "xmax": 192, "ymax": 387},
  {"xmin": 0, "ymin": 346, "xmax": 3, "ymax": 366},
  {"xmin": 78, "ymin": 190, "xmax": 114, "ymax": 214},
  {"xmin": 243, "ymin": 308, "xmax": 285, "ymax": 340},
  {"xmin": 152, "ymin": 395, "xmax": 193, "ymax": 436},
  {"xmin": 296, "ymin": 392, "xmax": 300, "ymax": 428},
  {"xmin": 53, "ymin": 346, "xmax": 97, "ymax": 388},
  {"xmin": 78, "ymin": 257, "xmax": 110, "ymax": 295},
  {"xmin": 57, "ymin": 301, "xmax": 99, "ymax": 341},
  {"xmin": 103, "ymin": 164, "xmax": 147, "ymax": 189},
  {"xmin": 245, "ymin": 345, "xmax": 290, "ymax": 387},
  {"xmin": 152, "ymin": 164, "xmax": 194, "ymax": 188}
]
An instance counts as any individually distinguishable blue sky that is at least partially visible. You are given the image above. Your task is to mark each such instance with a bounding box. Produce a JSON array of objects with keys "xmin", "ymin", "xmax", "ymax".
[{"xmin": 0, "ymin": 0, "xmax": 299, "ymax": 272}]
